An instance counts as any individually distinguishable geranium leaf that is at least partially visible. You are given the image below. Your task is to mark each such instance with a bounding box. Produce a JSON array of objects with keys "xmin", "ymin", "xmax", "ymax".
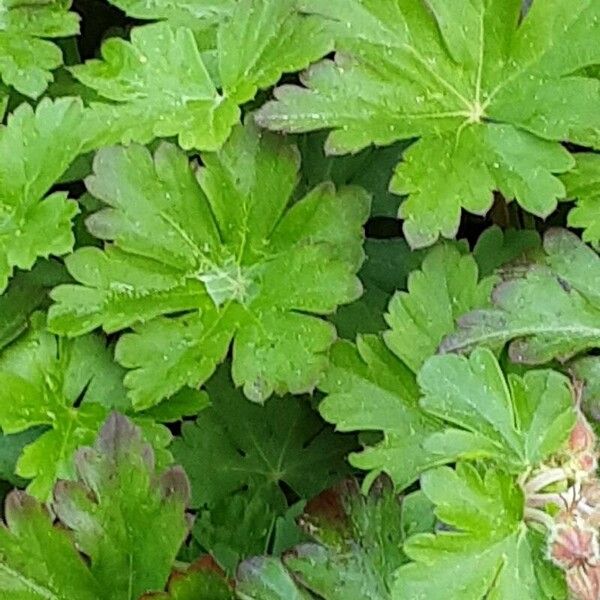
[
  {"xmin": 49, "ymin": 120, "xmax": 370, "ymax": 406},
  {"xmin": 236, "ymin": 477, "xmax": 435, "ymax": 599},
  {"xmin": 419, "ymin": 348, "xmax": 576, "ymax": 470},
  {"xmin": 384, "ymin": 242, "xmax": 496, "ymax": 373},
  {"xmin": 393, "ymin": 464, "xmax": 566, "ymax": 599},
  {"xmin": 0, "ymin": 413, "xmax": 192, "ymax": 599},
  {"xmin": 172, "ymin": 367, "xmax": 355, "ymax": 510},
  {"xmin": 0, "ymin": 315, "xmax": 173, "ymax": 499},
  {"xmin": 53, "ymin": 413, "xmax": 191, "ymax": 598},
  {"xmin": 318, "ymin": 335, "xmax": 442, "ymax": 490},
  {"xmin": 0, "ymin": 98, "xmax": 86, "ymax": 293},
  {"xmin": 561, "ymin": 153, "xmax": 600, "ymax": 246},
  {"xmin": 77, "ymin": 1, "xmax": 331, "ymax": 151},
  {"xmin": 0, "ymin": 0, "xmax": 80, "ymax": 98},
  {"xmin": 256, "ymin": 0, "xmax": 600, "ymax": 247},
  {"xmin": 442, "ymin": 229, "xmax": 600, "ymax": 362}
]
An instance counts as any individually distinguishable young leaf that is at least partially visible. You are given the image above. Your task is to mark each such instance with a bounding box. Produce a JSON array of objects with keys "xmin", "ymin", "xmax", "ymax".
[
  {"xmin": 73, "ymin": 23, "xmax": 240, "ymax": 152},
  {"xmin": 561, "ymin": 153, "xmax": 600, "ymax": 245},
  {"xmin": 384, "ymin": 243, "xmax": 496, "ymax": 373},
  {"xmin": 0, "ymin": 315, "xmax": 172, "ymax": 499},
  {"xmin": 77, "ymin": 1, "xmax": 331, "ymax": 151},
  {"xmin": 0, "ymin": 413, "xmax": 192, "ymax": 599},
  {"xmin": 144, "ymin": 558, "xmax": 235, "ymax": 600},
  {"xmin": 318, "ymin": 336, "xmax": 443, "ymax": 490},
  {"xmin": 172, "ymin": 367, "xmax": 355, "ymax": 509},
  {"xmin": 236, "ymin": 477, "xmax": 435, "ymax": 600},
  {"xmin": 256, "ymin": 0, "xmax": 600, "ymax": 247},
  {"xmin": 393, "ymin": 464, "xmax": 565, "ymax": 599},
  {"xmin": 194, "ymin": 488, "xmax": 286, "ymax": 573},
  {"xmin": 0, "ymin": 0, "xmax": 80, "ymax": 98},
  {"xmin": 106, "ymin": 0, "xmax": 235, "ymax": 39},
  {"xmin": 0, "ymin": 491, "xmax": 102, "ymax": 599},
  {"xmin": 53, "ymin": 413, "xmax": 191, "ymax": 599},
  {"xmin": 0, "ymin": 259, "xmax": 69, "ymax": 351},
  {"xmin": 298, "ymin": 133, "xmax": 409, "ymax": 217},
  {"xmin": 0, "ymin": 98, "xmax": 86, "ymax": 293},
  {"xmin": 49, "ymin": 121, "xmax": 370, "ymax": 406},
  {"xmin": 419, "ymin": 348, "xmax": 576, "ymax": 470},
  {"xmin": 331, "ymin": 238, "xmax": 424, "ymax": 339},
  {"xmin": 442, "ymin": 229, "xmax": 600, "ymax": 362},
  {"xmin": 473, "ymin": 226, "xmax": 541, "ymax": 277}
]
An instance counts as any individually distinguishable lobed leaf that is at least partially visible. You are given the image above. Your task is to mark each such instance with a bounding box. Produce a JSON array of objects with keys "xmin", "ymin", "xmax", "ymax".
[
  {"xmin": 393, "ymin": 464, "xmax": 565, "ymax": 599},
  {"xmin": 0, "ymin": 413, "xmax": 192, "ymax": 599},
  {"xmin": 77, "ymin": 0, "xmax": 332, "ymax": 151},
  {"xmin": 49, "ymin": 120, "xmax": 370, "ymax": 406},
  {"xmin": 443, "ymin": 229, "xmax": 600, "ymax": 363},
  {"xmin": 0, "ymin": 0, "xmax": 80, "ymax": 98},
  {"xmin": 257, "ymin": 0, "xmax": 600, "ymax": 247},
  {"xmin": 0, "ymin": 315, "xmax": 175, "ymax": 498},
  {"xmin": 0, "ymin": 98, "xmax": 86, "ymax": 293},
  {"xmin": 236, "ymin": 477, "xmax": 434, "ymax": 599}
]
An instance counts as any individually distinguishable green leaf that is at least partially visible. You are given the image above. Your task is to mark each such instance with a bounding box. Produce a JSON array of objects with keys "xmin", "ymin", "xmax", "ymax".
[
  {"xmin": 561, "ymin": 153, "xmax": 600, "ymax": 245},
  {"xmin": 236, "ymin": 477, "xmax": 435, "ymax": 600},
  {"xmin": 49, "ymin": 120, "xmax": 370, "ymax": 406},
  {"xmin": 331, "ymin": 238, "xmax": 424, "ymax": 339},
  {"xmin": 107, "ymin": 0, "xmax": 235, "ymax": 40},
  {"xmin": 0, "ymin": 413, "xmax": 192, "ymax": 599},
  {"xmin": 473, "ymin": 226, "xmax": 541, "ymax": 277},
  {"xmin": 297, "ymin": 133, "xmax": 408, "ymax": 218},
  {"xmin": 172, "ymin": 367, "xmax": 355, "ymax": 509},
  {"xmin": 384, "ymin": 243, "xmax": 496, "ymax": 373},
  {"xmin": 0, "ymin": 491, "xmax": 102, "ymax": 599},
  {"xmin": 53, "ymin": 413, "xmax": 191, "ymax": 599},
  {"xmin": 0, "ymin": 427, "xmax": 45, "ymax": 486},
  {"xmin": 319, "ymin": 340, "xmax": 575, "ymax": 488},
  {"xmin": 393, "ymin": 464, "xmax": 566, "ymax": 599},
  {"xmin": 216, "ymin": 0, "xmax": 332, "ymax": 105},
  {"xmin": 0, "ymin": 315, "xmax": 172, "ymax": 499},
  {"xmin": 256, "ymin": 0, "xmax": 600, "ymax": 247},
  {"xmin": 0, "ymin": 317, "xmax": 111, "ymax": 498},
  {"xmin": 74, "ymin": 23, "xmax": 240, "ymax": 152},
  {"xmin": 143, "ymin": 559, "xmax": 235, "ymax": 600},
  {"xmin": 0, "ymin": 259, "xmax": 69, "ymax": 351},
  {"xmin": 77, "ymin": 1, "xmax": 331, "ymax": 151},
  {"xmin": 442, "ymin": 229, "xmax": 600, "ymax": 362},
  {"xmin": 0, "ymin": 98, "xmax": 86, "ymax": 293},
  {"xmin": 194, "ymin": 488, "xmax": 284, "ymax": 574},
  {"xmin": 569, "ymin": 356, "xmax": 600, "ymax": 422},
  {"xmin": 418, "ymin": 348, "xmax": 576, "ymax": 470},
  {"xmin": 0, "ymin": 0, "xmax": 80, "ymax": 98},
  {"xmin": 318, "ymin": 336, "xmax": 442, "ymax": 490}
]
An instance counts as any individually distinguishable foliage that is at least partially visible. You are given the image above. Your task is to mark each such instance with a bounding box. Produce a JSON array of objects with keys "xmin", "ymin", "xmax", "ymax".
[
  {"xmin": 257, "ymin": 0, "xmax": 600, "ymax": 248},
  {"xmin": 0, "ymin": 413, "xmax": 191, "ymax": 599},
  {"xmin": 0, "ymin": 1, "xmax": 600, "ymax": 598}
]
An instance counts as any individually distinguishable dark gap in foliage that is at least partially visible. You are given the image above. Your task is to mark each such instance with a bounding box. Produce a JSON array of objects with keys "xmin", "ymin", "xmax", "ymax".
[
  {"xmin": 73, "ymin": 381, "xmax": 91, "ymax": 409},
  {"xmin": 365, "ymin": 217, "xmax": 403, "ymax": 238},
  {"xmin": 564, "ymin": 141, "xmax": 596, "ymax": 154},
  {"xmin": 73, "ymin": 0, "xmax": 141, "ymax": 59},
  {"xmin": 168, "ymin": 420, "xmax": 183, "ymax": 437},
  {"xmin": 52, "ymin": 180, "xmax": 86, "ymax": 199},
  {"xmin": 278, "ymin": 480, "xmax": 301, "ymax": 505}
]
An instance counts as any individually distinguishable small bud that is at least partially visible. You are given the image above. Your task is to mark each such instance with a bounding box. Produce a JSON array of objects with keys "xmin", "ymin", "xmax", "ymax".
[
  {"xmin": 567, "ymin": 565, "xmax": 600, "ymax": 600},
  {"xmin": 549, "ymin": 522, "xmax": 599, "ymax": 570},
  {"xmin": 569, "ymin": 415, "xmax": 597, "ymax": 455}
]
